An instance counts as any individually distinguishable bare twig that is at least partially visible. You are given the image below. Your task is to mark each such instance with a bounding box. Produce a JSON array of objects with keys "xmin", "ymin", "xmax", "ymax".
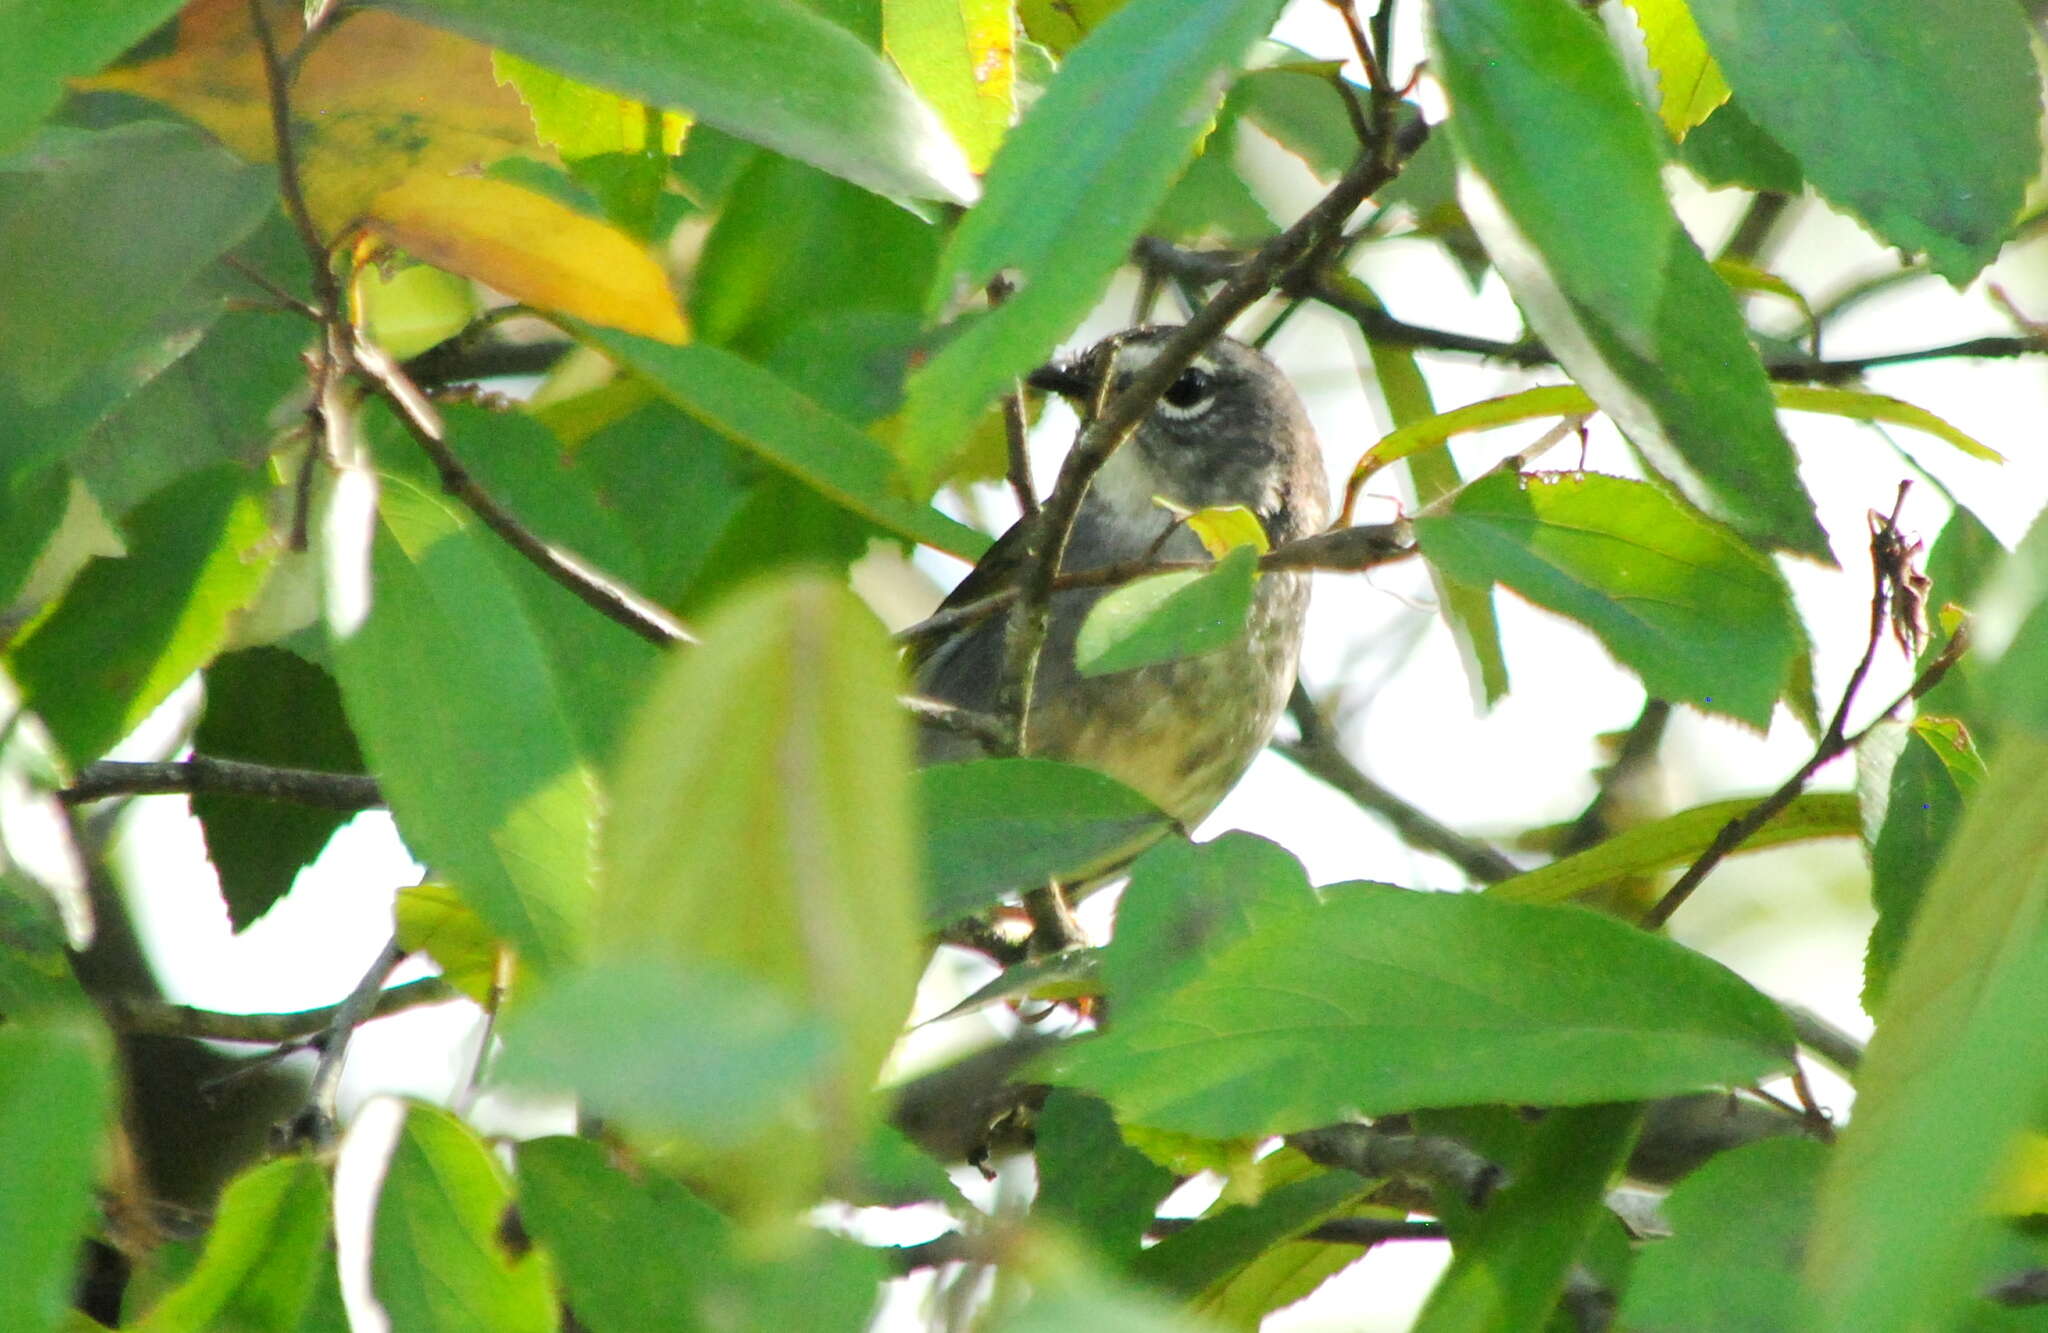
[
  {"xmin": 247, "ymin": 0, "xmax": 340, "ymax": 317},
  {"xmin": 280, "ymin": 937, "xmax": 406, "ymax": 1147},
  {"xmin": 101, "ymin": 976, "xmax": 454, "ymax": 1043},
  {"xmin": 63, "ymin": 756, "xmax": 383, "ymax": 811},
  {"xmin": 901, "ymin": 696, "xmax": 1017, "ymax": 754},
  {"xmin": 1280, "ymin": 686, "xmax": 1522, "ymax": 884},
  {"xmin": 987, "ymin": 275, "xmax": 1040, "ymax": 519},
  {"xmin": 1641, "ymin": 491, "xmax": 1966, "ymax": 930},
  {"xmin": 1780, "ymin": 1000, "xmax": 1864, "ymax": 1075},
  {"xmin": 896, "ymin": 521, "xmax": 1415, "ymax": 655},
  {"xmin": 1556, "ymin": 699, "xmax": 1672, "ymax": 856}
]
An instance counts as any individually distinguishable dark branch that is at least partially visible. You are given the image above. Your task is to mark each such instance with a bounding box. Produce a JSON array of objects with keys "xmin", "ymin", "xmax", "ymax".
[
  {"xmin": 63, "ymin": 756, "xmax": 383, "ymax": 811},
  {"xmin": 1289, "ymin": 1122, "xmax": 1506, "ymax": 1209},
  {"xmin": 101, "ymin": 975, "xmax": 454, "ymax": 1043}
]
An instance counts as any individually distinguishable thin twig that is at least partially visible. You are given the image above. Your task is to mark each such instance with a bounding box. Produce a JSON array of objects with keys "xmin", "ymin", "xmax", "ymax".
[
  {"xmin": 1641, "ymin": 494, "xmax": 1967, "ymax": 930},
  {"xmin": 280, "ymin": 938, "xmax": 406, "ymax": 1147},
  {"xmin": 1556, "ymin": 699, "xmax": 1672, "ymax": 856},
  {"xmin": 987, "ymin": 276, "xmax": 1040, "ymax": 519},
  {"xmin": 350, "ymin": 338, "xmax": 696, "ymax": 647},
  {"xmin": 1280, "ymin": 687, "xmax": 1521, "ymax": 883},
  {"xmin": 1780, "ymin": 1000, "xmax": 1864, "ymax": 1074},
  {"xmin": 247, "ymin": 0, "xmax": 341, "ymax": 317},
  {"xmin": 102, "ymin": 976, "xmax": 455, "ymax": 1043},
  {"xmin": 897, "ymin": 522, "xmax": 1415, "ymax": 655},
  {"xmin": 901, "ymin": 696, "xmax": 1017, "ymax": 754},
  {"xmin": 63, "ymin": 756, "xmax": 383, "ymax": 811}
]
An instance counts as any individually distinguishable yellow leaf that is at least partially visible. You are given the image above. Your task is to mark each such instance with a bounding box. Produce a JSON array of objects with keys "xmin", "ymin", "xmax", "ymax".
[
  {"xmin": 78, "ymin": 0, "xmax": 683, "ymax": 342},
  {"xmin": 1621, "ymin": 0, "xmax": 1731, "ymax": 140},
  {"xmin": 369, "ymin": 174, "xmax": 685, "ymax": 343},
  {"xmin": 394, "ymin": 882, "xmax": 511, "ymax": 1005},
  {"xmin": 1180, "ymin": 503, "xmax": 1271, "ymax": 557}
]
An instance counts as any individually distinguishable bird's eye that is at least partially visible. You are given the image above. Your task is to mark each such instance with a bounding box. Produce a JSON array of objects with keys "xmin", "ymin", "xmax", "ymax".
[{"xmin": 1160, "ymin": 367, "xmax": 1215, "ymax": 416}]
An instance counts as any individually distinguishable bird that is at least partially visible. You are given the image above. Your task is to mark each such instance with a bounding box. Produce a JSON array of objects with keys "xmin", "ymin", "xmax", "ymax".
[{"xmin": 912, "ymin": 325, "xmax": 1330, "ymax": 840}]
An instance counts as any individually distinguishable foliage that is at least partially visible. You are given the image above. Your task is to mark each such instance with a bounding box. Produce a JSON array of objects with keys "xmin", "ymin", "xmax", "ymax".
[{"xmin": 3, "ymin": 0, "xmax": 2046, "ymax": 1329}]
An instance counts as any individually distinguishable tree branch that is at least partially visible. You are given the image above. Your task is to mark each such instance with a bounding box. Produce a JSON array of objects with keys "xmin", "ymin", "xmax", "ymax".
[
  {"xmin": 1288, "ymin": 1122, "xmax": 1505, "ymax": 1208},
  {"xmin": 101, "ymin": 975, "xmax": 454, "ymax": 1043},
  {"xmin": 62, "ymin": 756, "xmax": 383, "ymax": 811}
]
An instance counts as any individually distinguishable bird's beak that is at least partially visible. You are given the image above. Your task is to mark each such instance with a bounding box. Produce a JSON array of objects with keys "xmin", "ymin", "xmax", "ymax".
[{"xmin": 1025, "ymin": 358, "xmax": 1096, "ymax": 400}]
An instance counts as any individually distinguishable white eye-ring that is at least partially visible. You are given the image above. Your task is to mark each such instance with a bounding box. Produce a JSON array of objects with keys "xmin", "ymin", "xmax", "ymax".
[{"xmin": 1157, "ymin": 366, "xmax": 1217, "ymax": 420}]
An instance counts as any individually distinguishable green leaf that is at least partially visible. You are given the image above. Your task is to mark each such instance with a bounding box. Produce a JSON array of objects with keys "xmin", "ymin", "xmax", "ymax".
[
  {"xmin": 0, "ymin": 1017, "xmax": 112, "ymax": 1333},
  {"xmin": 193, "ymin": 648, "xmax": 366, "ymax": 930},
  {"xmin": 372, "ymin": 1104, "xmax": 554, "ymax": 1333},
  {"xmin": 1678, "ymin": 99, "xmax": 1802, "ymax": 194},
  {"xmin": 1619, "ymin": 1137, "xmax": 1826, "ymax": 1331},
  {"xmin": 585, "ymin": 330, "xmax": 989, "ymax": 558},
  {"xmin": 393, "ymin": 883, "xmax": 504, "ymax": 1005},
  {"xmin": 0, "ymin": 122, "xmax": 274, "ymax": 402},
  {"xmin": 501, "ymin": 960, "xmax": 832, "ymax": 1143},
  {"xmin": 1413, "ymin": 1103, "xmax": 1643, "ymax": 1333},
  {"xmin": 1692, "ymin": 0, "xmax": 2038, "ymax": 283},
  {"xmin": 883, "ymin": 0, "xmax": 1014, "ymax": 172},
  {"xmin": 1430, "ymin": 0, "xmax": 1827, "ymax": 558},
  {"xmin": 330, "ymin": 476, "xmax": 600, "ymax": 974},
  {"xmin": 369, "ymin": 404, "xmax": 662, "ymax": 766},
  {"xmin": 1103, "ymin": 832, "xmax": 1316, "ymax": 1012},
  {"xmin": 384, "ymin": 0, "xmax": 975, "ymax": 205},
  {"xmin": 1488, "ymin": 791, "xmax": 1858, "ymax": 906},
  {"xmin": 10, "ymin": 464, "xmax": 276, "ymax": 765},
  {"xmin": 1135, "ymin": 1167, "xmax": 1367, "ymax": 1301},
  {"xmin": 1035, "ymin": 1090, "xmax": 1177, "ymax": 1271},
  {"xmin": 134, "ymin": 1156, "xmax": 334, "ymax": 1333},
  {"xmin": 918, "ymin": 758, "xmax": 1174, "ymax": 922},
  {"xmin": 1917, "ymin": 504, "xmax": 2005, "ymax": 740},
  {"xmin": 1808, "ymin": 737, "xmax": 2048, "ymax": 1332},
  {"xmin": 1237, "ymin": 57, "xmax": 1366, "ymax": 183},
  {"xmin": 1043, "ymin": 884, "xmax": 1795, "ymax": 1138},
  {"xmin": 1075, "ymin": 544, "xmax": 1259, "ymax": 677},
  {"xmin": 1414, "ymin": 471, "xmax": 1803, "ymax": 728},
  {"xmin": 690, "ymin": 151, "xmax": 940, "ymax": 359},
  {"xmin": 898, "ymin": 0, "xmax": 1285, "ymax": 486},
  {"xmin": 593, "ymin": 573, "xmax": 920, "ymax": 1219},
  {"xmin": 1773, "ymin": 385, "xmax": 2002, "ymax": 462},
  {"xmin": 1863, "ymin": 717, "xmax": 1984, "ymax": 1014},
  {"xmin": 0, "ymin": 463, "xmax": 77, "ymax": 620},
  {"xmin": 0, "ymin": 0, "xmax": 187, "ymax": 152},
  {"xmin": 492, "ymin": 50, "xmax": 688, "ymax": 162}
]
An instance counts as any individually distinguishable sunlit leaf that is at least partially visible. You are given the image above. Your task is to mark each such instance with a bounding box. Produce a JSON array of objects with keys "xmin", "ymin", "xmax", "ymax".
[
  {"xmin": 1772, "ymin": 385, "xmax": 2002, "ymax": 462},
  {"xmin": 1180, "ymin": 505, "xmax": 1269, "ymax": 558},
  {"xmin": 1808, "ymin": 737, "xmax": 2048, "ymax": 1331},
  {"xmin": 1432, "ymin": 0, "xmax": 1827, "ymax": 558},
  {"xmin": 0, "ymin": 1017, "xmax": 113, "ymax": 1333},
  {"xmin": 1415, "ymin": 471, "xmax": 1804, "ymax": 728},
  {"xmin": 10, "ymin": 465, "xmax": 277, "ymax": 765},
  {"xmin": 493, "ymin": 51, "xmax": 688, "ymax": 162},
  {"xmin": 373, "ymin": 1104, "xmax": 554, "ymax": 1332},
  {"xmin": 330, "ymin": 476, "xmax": 600, "ymax": 975},
  {"xmin": 386, "ymin": 0, "xmax": 977, "ymax": 204},
  {"xmin": 394, "ymin": 882, "xmax": 506, "ymax": 1005},
  {"xmin": 594, "ymin": 573, "xmax": 920, "ymax": 1219},
  {"xmin": 884, "ymin": 0, "xmax": 1014, "ymax": 172},
  {"xmin": 1620, "ymin": 0, "xmax": 1729, "ymax": 139},
  {"xmin": 133, "ymin": 1156, "xmax": 334, "ymax": 1333},
  {"xmin": 1043, "ymin": 884, "xmax": 1794, "ymax": 1138},
  {"xmin": 1862, "ymin": 717, "xmax": 1983, "ymax": 1014},
  {"xmin": 1692, "ymin": 0, "xmax": 2038, "ymax": 283},
  {"xmin": 354, "ymin": 261, "xmax": 479, "ymax": 362},
  {"xmin": 1488, "ymin": 792, "xmax": 1858, "ymax": 906}
]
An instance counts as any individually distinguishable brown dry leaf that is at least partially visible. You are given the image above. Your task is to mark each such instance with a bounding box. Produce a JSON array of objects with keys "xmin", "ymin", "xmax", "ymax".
[{"xmin": 79, "ymin": 0, "xmax": 683, "ymax": 342}]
